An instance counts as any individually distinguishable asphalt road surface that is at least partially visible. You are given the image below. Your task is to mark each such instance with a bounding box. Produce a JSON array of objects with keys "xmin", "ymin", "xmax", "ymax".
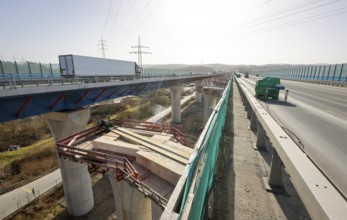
[
  {"xmin": 0, "ymin": 169, "xmax": 62, "ymax": 219},
  {"xmin": 239, "ymin": 77, "xmax": 347, "ymax": 199}
]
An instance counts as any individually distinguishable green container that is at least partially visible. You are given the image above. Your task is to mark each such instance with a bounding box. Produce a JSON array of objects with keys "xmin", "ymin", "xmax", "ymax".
[{"xmin": 255, "ymin": 77, "xmax": 280, "ymax": 100}]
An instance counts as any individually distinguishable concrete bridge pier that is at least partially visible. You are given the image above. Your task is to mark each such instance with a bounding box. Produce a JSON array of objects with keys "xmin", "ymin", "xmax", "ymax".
[
  {"xmin": 108, "ymin": 172, "xmax": 152, "ymax": 220},
  {"xmin": 202, "ymin": 87, "xmax": 223, "ymax": 125},
  {"xmin": 170, "ymin": 86, "xmax": 183, "ymax": 124},
  {"xmin": 151, "ymin": 201, "xmax": 163, "ymax": 220},
  {"xmin": 195, "ymin": 82, "xmax": 203, "ymax": 102},
  {"xmin": 43, "ymin": 108, "xmax": 94, "ymax": 216}
]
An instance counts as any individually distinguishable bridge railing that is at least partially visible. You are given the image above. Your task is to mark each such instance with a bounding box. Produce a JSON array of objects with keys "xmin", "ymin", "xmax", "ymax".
[
  {"xmin": 0, "ymin": 72, "xmax": 210, "ymax": 90},
  {"xmin": 234, "ymin": 77, "xmax": 347, "ymax": 219},
  {"xmin": 252, "ymin": 63, "xmax": 347, "ymax": 86}
]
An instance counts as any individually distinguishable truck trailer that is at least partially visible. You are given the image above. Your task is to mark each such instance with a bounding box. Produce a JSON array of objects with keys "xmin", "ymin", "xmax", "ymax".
[{"xmin": 59, "ymin": 54, "xmax": 141, "ymax": 77}]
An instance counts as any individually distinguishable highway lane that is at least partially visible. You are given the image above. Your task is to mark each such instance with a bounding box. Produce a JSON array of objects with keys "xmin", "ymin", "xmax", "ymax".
[{"xmin": 238, "ymin": 77, "xmax": 347, "ymax": 199}]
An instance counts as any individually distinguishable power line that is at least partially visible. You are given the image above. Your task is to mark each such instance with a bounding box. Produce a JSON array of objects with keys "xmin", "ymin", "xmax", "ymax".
[
  {"xmin": 106, "ymin": 0, "xmax": 135, "ymax": 40},
  {"xmin": 129, "ymin": 36, "xmax": 151, "ymax": 68},
  {"xmin": 101, "ymin": 0, "xmax": 115, "ymax": 38},
  {"xmin": 98, "ymin": 39, "xmax": 108, "ymax": 58},
  {"xmin": 148, "ymin": 0, "xmax": 279, "ymax": 45},
  {"xmin": 154, "ymin": 5, "xmax": 347, "ymax": 54},
  {"xmin": 114, "ymin": 0, "xmax": 164, "ymax": 49}
]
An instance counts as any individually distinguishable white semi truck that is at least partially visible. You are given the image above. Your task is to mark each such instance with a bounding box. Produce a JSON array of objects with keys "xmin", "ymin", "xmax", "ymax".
[{"xmin": 59, "ymin": 54, "xmax": 141, "ymax": 77}]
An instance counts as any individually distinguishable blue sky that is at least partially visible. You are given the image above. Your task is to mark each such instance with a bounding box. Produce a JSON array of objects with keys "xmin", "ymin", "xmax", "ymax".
[{"xmin": 1, "ymin": 0, "xmax": 347, "ymax": 65}]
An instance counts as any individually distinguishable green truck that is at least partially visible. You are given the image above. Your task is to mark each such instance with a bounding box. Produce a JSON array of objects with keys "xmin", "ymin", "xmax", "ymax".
[{"xmin": 255, "ymin": 77, "xmax": 284, "ymax": 100}]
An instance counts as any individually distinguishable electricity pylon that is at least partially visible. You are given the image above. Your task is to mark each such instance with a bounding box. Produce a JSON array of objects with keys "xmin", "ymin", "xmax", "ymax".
[{"xmin": 129, "ymin": 36, "xmax": 151, "ymax": 69}]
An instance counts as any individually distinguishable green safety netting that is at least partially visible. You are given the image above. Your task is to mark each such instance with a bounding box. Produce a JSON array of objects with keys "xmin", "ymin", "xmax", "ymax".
[{"xmin": 179, "ymin": 79, "xmax": 232, "ymax": 220}]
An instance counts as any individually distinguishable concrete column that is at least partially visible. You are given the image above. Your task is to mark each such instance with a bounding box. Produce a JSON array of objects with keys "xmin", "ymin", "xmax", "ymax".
[
  {"xmin": 195, "ymin": 82, "xmax": 203, "ymax": 102},
  {"xmin": 202, "ymin": 87, "xmax": 223, "ymax": 125},
  {"xmin": 151, "ymin": 201, "xmax": 162, "ymax": 220},
  {"xmin": 170, "ymin": 86, "xmax": 183, "ymax": 124},
  {"xmin": 43, "ymin": 108, "xmax": 94, "ymax": 216},
  {"xmin": 202, "ymin": 88, "xmax": 213, "ymax": 125},
  {"xmin": 108, "ymin": 171, "xmax": 152, "ymax": 220}
]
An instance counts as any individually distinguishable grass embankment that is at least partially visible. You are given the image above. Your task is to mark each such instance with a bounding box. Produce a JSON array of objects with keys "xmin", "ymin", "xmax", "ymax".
[{"xmin": 0, "ymin": 138, "xmax": 57, "ymax": 193}]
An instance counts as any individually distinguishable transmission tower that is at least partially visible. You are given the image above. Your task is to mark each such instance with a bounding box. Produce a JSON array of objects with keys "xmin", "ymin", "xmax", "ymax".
[
  {"xmin": 129, "ymin": 36, "xmax": 151, "ymax": 69},
  {"xmin": 98, "ymin": 39, "xmax": 108, "ymax": 58}
]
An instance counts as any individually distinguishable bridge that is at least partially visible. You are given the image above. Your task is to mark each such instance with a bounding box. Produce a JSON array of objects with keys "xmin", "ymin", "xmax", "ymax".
[{"xmin": 1, "ymin": 68, "xmax": 347, "ymax": 219}]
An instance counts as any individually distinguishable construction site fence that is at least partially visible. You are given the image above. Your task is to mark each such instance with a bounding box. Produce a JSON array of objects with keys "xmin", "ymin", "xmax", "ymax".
[{"xmin": 161, "ymin": 78, "xmax": 232, "ymax": 220}]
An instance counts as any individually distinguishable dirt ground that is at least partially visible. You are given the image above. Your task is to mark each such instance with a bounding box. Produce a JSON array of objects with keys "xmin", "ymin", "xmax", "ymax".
[{"xmin": 205, "ymin": 81, "xmax": 311, "ymax": 220}]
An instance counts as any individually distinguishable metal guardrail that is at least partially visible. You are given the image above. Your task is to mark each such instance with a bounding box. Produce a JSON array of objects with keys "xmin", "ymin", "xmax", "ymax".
[{"xmin": 234, "ymin": 77, "xmax": 347, "ymax": 220}]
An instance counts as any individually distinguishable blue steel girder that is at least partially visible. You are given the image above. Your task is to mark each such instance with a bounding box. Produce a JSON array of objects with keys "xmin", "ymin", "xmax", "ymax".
[{"xmin": 0, "ymin": 74, "xmax": 224, "ymax": 123}]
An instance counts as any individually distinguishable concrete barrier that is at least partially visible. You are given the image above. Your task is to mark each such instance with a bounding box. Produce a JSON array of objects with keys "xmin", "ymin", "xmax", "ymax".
[{"xmin": 235, "ymin": 77, "xmax": 347, "ymax": 220}]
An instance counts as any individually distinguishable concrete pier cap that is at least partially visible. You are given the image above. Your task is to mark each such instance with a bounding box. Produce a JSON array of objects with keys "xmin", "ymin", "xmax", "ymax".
[
  {"xmin": 169, "ymin": 86, "xmax": 183, "ymax": 124},
  {"xmin": 43, "ymin": 108, "xmax": 94, "ymax": 216},
  {"xmin": 202, "ymin": 87, "xmax": 224, "ymax": 125}
]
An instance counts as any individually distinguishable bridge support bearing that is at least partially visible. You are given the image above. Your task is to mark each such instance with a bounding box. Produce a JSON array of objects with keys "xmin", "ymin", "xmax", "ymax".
[
  {"xmin": 107, "ymin": 172, "xmax": 152, "ymax": 220},
  {"xmin": 170, "ymin": 86, "xmax": 183, "ymax": 124},
  {"xmin": 263, "ymin": 149, "xmax": 287, "ymax": 195},
  {"xmin": 43, "ymin": 108, "xmax": 94, "ymax": 216}
]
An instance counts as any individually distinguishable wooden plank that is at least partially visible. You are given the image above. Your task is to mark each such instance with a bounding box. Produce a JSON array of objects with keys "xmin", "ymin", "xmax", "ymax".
[{"xmin": 112, "ymin": 128, "xmax": 188, "ymax": 165}]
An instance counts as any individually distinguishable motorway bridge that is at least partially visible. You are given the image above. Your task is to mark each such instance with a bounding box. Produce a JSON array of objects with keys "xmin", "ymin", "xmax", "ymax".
[
  {"xmin": 238, "ymin": 76, "xmax": 347, "ymax": 200},
  {"xmin": 0, "ymin": 73, "xmax": 222, "ymax": 123}
]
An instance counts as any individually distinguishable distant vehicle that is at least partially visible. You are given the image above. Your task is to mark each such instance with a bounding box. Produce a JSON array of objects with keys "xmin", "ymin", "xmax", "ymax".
[
  {"xmin": 188, "ymin": 83, "xmax": 195, "ymax": 87},
  {"xmin": 8, "ymin": 145, "xmax": 20, "ymax": 151},
  {"xmin": 58, "ymin": 54, "xmax": 141, "ymax": 78},
  {"xmin": 244, "ymin": 72, "xmax": 249, "ymax": 78},
  {"xmin": 255, "ymin": 77, "xmax": 284, "ymax": 100}
]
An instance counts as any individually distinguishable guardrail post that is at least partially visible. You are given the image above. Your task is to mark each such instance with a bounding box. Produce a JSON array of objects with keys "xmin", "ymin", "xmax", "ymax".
[
  {"xmin": 326, "ymin": 65, "xmax": 331, "ymax": 82},
  {"xmin": 321, "ymin": 65, "xmax": 326, "ymax": 81},
  {"xmin": 246, "ymin": 102, "xmax": 252, "ymax": 119},
  {"xmin": 10, "ymin": 74, "xmax": 17, "ymax": 89},
  {"xmin": 264, "ymin": 149, "xmax": 286, "ymax": 194},
  {"xmin": 0, "ymin": 60, "xmax": 4, "ymax": 75},
  {"xmin": 332, "ymin": 64, "xmax": 337, "ymax": 82},
  {"xmin": 254, "ymin": 124, "xmax": 266, "ymax": 151},
  {"xmin": 249, "ymin": 111, "xmax": 257, "ymax": 131},
  {"xmin": 338, "ymin": 64, "xmax": 344, "ymax": 81}
]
